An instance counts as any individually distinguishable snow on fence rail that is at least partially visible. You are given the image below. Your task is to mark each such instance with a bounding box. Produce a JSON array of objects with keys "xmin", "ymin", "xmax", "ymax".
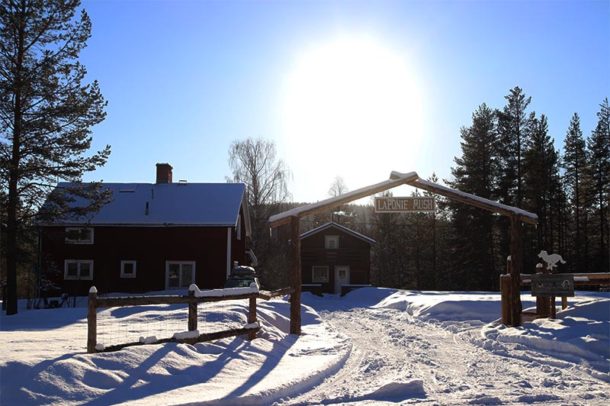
[{"xmin": 87, "ymin": 285, "xmax": 293, "ymax": 353}]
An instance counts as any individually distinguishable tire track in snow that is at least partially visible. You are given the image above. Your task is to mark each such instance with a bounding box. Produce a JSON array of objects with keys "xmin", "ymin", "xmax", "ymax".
[{"xmin": 277, "ymin": 307, "xmax": 609, "ymax": 405}]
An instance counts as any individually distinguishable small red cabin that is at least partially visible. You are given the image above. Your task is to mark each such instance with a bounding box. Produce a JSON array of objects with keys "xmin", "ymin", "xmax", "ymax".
[
  {"xmin": 300, "ymin": 222, "xmax": 375, "ymax": 294},
  {"xmin": 39, "ymin": 164, "xmax": 252, "ymax": 295}
]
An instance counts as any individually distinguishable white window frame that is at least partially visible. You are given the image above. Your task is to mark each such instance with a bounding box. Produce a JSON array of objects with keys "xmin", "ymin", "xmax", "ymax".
[
  {"xmin": 65, "ymin": 227, "xmax": 94, "ymax": 244},
  {"xmin": 165, "ymin": 261, "xmax": 196, "ymax": 290},
  {"xmin": 324, "ymin": 235, "xmax": 339, "ymax": 250},
  {"xmin": 64, "ymin": 260, "xmax": 94, "ymax": 280},
  {"xmin": 120, "ymin": 260, "xmax": 137, "ymax": 279},
  {"xmin": 312, "ymin": 265, "xmax": 329, "ymax": 283}
]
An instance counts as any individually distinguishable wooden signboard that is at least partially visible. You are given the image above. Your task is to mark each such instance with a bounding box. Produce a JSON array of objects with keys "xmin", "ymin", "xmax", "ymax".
[
  {"xmin": 374, "ymin": 197, "xmax": 435, "ymax": 213},
  {"xmin": 531, "ymin": 274, "xmax": 575, "ymax": 297}
]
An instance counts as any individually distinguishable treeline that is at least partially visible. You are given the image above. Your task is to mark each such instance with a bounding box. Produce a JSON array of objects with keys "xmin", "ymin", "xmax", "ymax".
[
  {"xmin": 367, "ymin": 87, "xmax": 609, "ymax": 290},
  {"xmin": 249, "ymin": 87, "xmax": 609, "ymax": 291}
]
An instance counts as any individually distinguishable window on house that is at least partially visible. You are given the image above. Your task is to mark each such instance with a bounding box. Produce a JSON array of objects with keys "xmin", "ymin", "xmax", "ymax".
[
  {"xmin": 121, "ymin": 261, "xmax": 137, "ymax": 278},
  {"xmin": 64, "ymin": 260, "xmax": 94, "ymax": 280},
  {"xmin": 65, "ymin": 227, "xmax": 94, "ymax": 244},
  {"xmin": 166, "ymin": 261, "xmax": 196, "ymax": 289},
  {"xmin": 324, "ymin": 235, "xmax": 339, "ymax": 249},
  {"xmin": 312, "ymin": 266, "xmax": 329, "ymax": 283}
]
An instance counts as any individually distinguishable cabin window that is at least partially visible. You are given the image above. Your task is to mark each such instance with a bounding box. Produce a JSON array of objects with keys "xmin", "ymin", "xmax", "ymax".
[
  {"xmin": 312, "ymin": 266, "xmax": 329, "ymax": 283},
  {"xmin": 65, "ymin": 227, "xmax": 94, "ymax": 244},
  {"xmin": 324, "ymin": 235, "xmax": 339, "ymax": 249},
  {"xmin": 120, "ymin": 261, "xmax": 137, "ymax": 278},
  {"xmin": 165, "ymin": 261, "xmax": 196, "ymax": 289},
  {"xmin": 64, "ymin": 260, "xmax": 94, "ymax": 280}
]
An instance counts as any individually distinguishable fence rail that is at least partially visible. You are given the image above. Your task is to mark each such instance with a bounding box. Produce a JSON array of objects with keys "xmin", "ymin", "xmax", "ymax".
[
  {"xmin": 520, "ymin": 271, "xmax": 610, "ymax": 319},
  {"xmin": 501, "ymin": 265, "xmax": 610, "ymax": 324},
  {"xmin": 87, "ymin": 286, "xmax": 293, "ymax": 353}
]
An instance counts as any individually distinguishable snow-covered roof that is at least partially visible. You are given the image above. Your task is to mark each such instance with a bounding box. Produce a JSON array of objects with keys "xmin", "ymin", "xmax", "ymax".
[
  {"xmin": 300, "ymin": 222, "xmax": 376, "ymax": 245},
  {"xmin": 43, "ymin": 182, "xmax": 246, "ymax": 227}
]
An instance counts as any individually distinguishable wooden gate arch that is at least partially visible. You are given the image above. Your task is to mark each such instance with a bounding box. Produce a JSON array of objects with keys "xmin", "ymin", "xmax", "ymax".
[{"xmin": 268, "ymin": 171, "xmax": 538, "ymax": 334}]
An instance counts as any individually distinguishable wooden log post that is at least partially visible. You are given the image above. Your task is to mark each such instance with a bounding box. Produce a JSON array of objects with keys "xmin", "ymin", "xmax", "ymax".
[
  {"xmin": 500, "ymin": 274, "xmax": 512, "ymax": 325},
  {"xmin": 248, "ymin": 296, "xmax": 257, "ymax": 340},
  {"xmin": 535, "ymin": 263, "xmax": 551, "ymax": 318},
  {"xmin": 289, "ymin": 216, "xmax": 302, "ymax": 335},
  {"xmin": 550, "ymin": 296, "xmax": 557, "ymax": 319},
  {"xmin": 509, "ymin": 216, "xmax": 523, "ymax": 327},
  {"xmin": 188, "ymin": 289, "xmax": 197, "ymax": 332},
  {"xmin": 87, "ymin": 286, "xmax": 98, "ymax": 353},
  {"xmin": 561, "ymin": 296, "xmax": 568, "ymax": 310}
]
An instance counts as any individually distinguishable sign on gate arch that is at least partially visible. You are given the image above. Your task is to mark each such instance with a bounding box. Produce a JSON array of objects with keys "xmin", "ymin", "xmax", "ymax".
[{"xmin": 374, "ymin": 196, "xmax": 435, "ymax": 213}]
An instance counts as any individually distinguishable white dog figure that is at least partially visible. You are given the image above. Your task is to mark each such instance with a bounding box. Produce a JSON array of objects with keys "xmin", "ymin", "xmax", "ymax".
[{"xmin": 538, "ymin": 250, "xmax": 566, "ymax": 270}]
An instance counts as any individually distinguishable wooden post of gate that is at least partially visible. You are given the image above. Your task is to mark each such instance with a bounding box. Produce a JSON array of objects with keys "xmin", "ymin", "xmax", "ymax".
[
  {"xmin": 290, "ymin": 216, "xmax": 301, "ymax": 335},
  {"xmin": 509, "ymin": 215, "xmax": 523, "ymax": 327},
  {"xmin": 87, "ymin": 286, "xmax": 98, "ymax": 353},
  {"xmin": 561, "ymin": 296, "xmax": 568, "ymax": 310},
  {"xmin": 248, "ymin": 296, "xmax": 257, "ymax": 340},
  {"xmin": 188, "ymin": 289, "xmax": 197, "ymax": 332}
]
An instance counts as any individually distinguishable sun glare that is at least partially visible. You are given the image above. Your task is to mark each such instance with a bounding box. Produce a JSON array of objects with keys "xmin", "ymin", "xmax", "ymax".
[{"xmin": 280, "ymin": 36, "xmax": 424, "ymax": 201}]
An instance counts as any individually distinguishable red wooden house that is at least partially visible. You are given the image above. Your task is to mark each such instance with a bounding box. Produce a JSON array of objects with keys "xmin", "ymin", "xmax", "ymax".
[
  {"xmin": 300, "ymin": 222, "xmax": 375, "ymax": 294},
  {"xmin": 39, "ymin": 164, "xmax": 252, "ymax": 295}
]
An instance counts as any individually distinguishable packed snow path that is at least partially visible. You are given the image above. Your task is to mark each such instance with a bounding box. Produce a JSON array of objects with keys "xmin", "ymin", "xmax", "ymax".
[{"xmin": 280, "ymin": 300, "xmax": 609, "ymax": 405}]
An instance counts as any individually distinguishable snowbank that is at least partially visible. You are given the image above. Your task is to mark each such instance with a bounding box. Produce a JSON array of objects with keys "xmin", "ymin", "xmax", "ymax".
[
  {"xmin": 0, "ymin": 296, "xmax": 349, "ymax": 405},
  {"xmin": 304, "ymin": 288, "xmax": 610, "ymax": 377}
]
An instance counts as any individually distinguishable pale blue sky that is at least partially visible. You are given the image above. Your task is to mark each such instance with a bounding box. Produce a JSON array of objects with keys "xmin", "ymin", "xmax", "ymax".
[{"xmin": 81, "ymin": 0, "xmax": 609, "ymax": 202}]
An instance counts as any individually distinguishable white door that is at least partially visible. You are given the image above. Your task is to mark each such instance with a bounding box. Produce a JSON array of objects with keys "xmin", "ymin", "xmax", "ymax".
[{"xmin": 334, "ymin": 266, "xmax": 350, "ymax": 294}]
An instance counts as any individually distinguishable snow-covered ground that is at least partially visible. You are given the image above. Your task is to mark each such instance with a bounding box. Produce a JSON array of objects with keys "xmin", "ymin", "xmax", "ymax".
[
  {"xmin": 0, "ymin": 296, "xmax": 348, "ymax": 405},
  {"xmin": 1, "ymin": 288, "xmax": 609, "ymax": 405}
]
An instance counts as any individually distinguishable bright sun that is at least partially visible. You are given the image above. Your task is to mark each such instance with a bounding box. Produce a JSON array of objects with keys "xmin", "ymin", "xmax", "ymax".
[{"xmin": 280, "ymin": 36, "xmax": 424, "ymax": 201}]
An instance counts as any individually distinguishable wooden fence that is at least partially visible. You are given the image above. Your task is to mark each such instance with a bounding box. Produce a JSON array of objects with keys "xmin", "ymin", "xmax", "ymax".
[
  {"xmin": 521, "ymin": 271, "xmax": 610, "ymax": 319},
  {"xmin": 501, "ymin": 263, "xmax": 610, "ymax": 324},
  {"xmin": 87, "ymin": 286, "xmax": 293, "ymax": 353}
]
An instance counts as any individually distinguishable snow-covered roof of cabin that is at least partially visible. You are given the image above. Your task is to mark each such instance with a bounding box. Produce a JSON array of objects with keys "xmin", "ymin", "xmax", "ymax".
[
  {"xmin": 43, "ymin": 182, "xmax": 246, "ymax": 226},
  {"xmin": 300, "ymin": 222, "xmax": 376, "ymax": 244}
]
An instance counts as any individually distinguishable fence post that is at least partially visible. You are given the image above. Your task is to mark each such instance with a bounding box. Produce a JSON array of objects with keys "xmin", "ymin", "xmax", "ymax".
[
  {"xmin": 248, "ymin": 296, "xmax": 257, "ymax": 340},
  {"xmin": 87, "ymin": 286, "xmax": 97, "ymax": 353},
  {"xmin": 500, "ymin": 274, "xmax": 511, "ymax": 325},
  {"xmin": 188, "ymin": 288, "xmax": 197, "ymax": 332},
  {"xmin": 535, "ymin": 263, "xmax": 548, "ymax": 317},
  {"xmin": 561, "ymin": 296, "xmax": 568, "ymax": 310},
  {"xmin": 550, "ymin": 296, "xmax": 557, "ymax": 319}
]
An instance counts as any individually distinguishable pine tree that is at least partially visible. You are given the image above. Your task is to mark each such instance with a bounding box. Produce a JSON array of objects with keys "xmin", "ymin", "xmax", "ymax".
[
  {"xmin": 0, "ymin": 0, "xmax": 110, "ymax": 315},
  {"xmin": 447, "ymin": 104, "xmax": 499, "ymax": 289},
  {"xmin": 497, "ymin": 87, "xmax": 533, "ymax": 208},
  {"xmin": 496, "ymin": 87, "xmax": 534, "ymax": 277},
  {"xmin": 523, "ymin": 114, "xmax": 562, "ymax": 270},
  {"xmin": 586, "ymin": 98, "xmax": 610, "ymax": 272},
  {"xmin": 562, "ymin": 113, "xmax": 589, "ymax": 272}
]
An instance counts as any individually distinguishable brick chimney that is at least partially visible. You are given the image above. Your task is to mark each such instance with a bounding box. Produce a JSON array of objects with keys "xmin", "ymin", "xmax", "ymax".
[{"xmin": 156, "ymin": 163, "xmax": 173, "ymax": 184}]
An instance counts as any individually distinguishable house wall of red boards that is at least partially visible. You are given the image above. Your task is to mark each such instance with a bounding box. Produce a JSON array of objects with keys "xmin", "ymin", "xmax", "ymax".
[{"xmin": 41, "ymin": 225, "xmax": 246, "ymax": 295}]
